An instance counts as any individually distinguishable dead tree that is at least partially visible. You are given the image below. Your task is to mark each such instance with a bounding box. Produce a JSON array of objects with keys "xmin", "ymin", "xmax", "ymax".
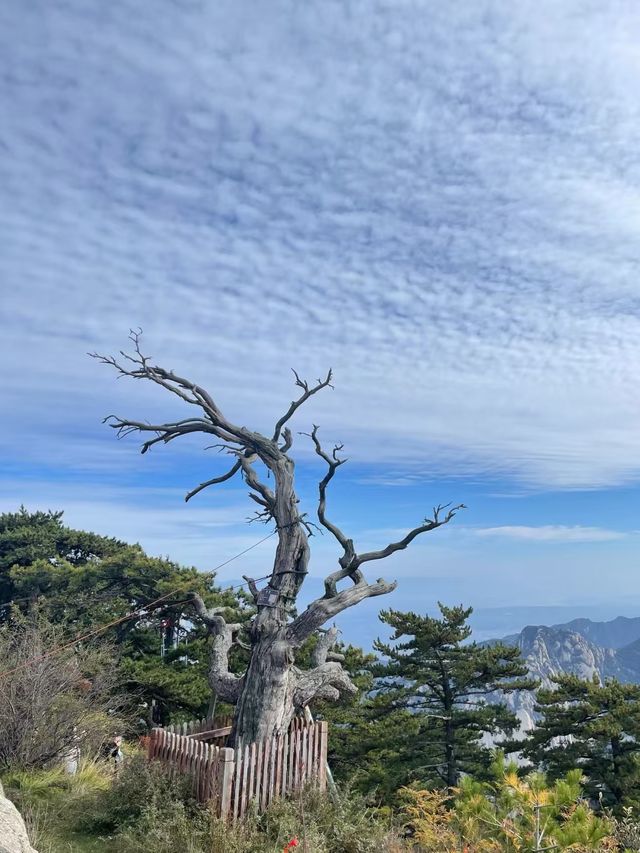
[{"xmin": 92, "ymin": 332, "xmax": 463, "ymax": 745}]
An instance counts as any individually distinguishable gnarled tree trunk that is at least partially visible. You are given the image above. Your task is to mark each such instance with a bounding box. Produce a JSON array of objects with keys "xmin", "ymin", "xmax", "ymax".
[{"xmin": 94, "ymin": 333, "xmax": 462, "ymax": 746}]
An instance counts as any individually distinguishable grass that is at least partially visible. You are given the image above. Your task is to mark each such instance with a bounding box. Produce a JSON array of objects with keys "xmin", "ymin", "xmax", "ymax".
[
  {"xmin": 2, "ymin": 762, "xmax": 115, "ymax": 853},
  {"xmin": 2, "ymin": 757, "xmax": 407, "ymax": 852}
]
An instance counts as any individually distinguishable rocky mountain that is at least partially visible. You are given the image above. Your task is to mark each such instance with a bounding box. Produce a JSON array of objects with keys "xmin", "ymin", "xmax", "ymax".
[
  {"xmin": 488, "ymin": 616, "xmax": 640, "ymax": 733},
  {"xmin": 555, "ymin": 616, "xmax": 640, "ymax": 650}
]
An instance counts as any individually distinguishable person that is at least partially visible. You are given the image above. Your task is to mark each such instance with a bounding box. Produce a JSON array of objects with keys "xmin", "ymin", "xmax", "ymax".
[
  {"xmin": 106, "ymin": 735, "xmax": 124, "ymax": 773},
  {"xmin": 63, "ymin": 728, "xmax": 81, "ymax": 776}
]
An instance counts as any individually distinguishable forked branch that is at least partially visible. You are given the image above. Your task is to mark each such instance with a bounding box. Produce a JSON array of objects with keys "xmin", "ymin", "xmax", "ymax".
[
  {"xmin": 306, "ymin": 425, "xmax": 353, "ymax": 561},
  {"xmin": 293, "ymin": 625, "xmax": 356, "ymax": 707},
  {"xmin": 355, "ymin": 503, "xmax": 465, "ymax": 566},
  {"xmin": 92, "ymin": 334, "xmax": 335, "ymax": 515},
  {"xmin": 272, "ymin": 369, "xmax": 333, "ymax": 444},
  {"xmin": 287, "ymin": 426, "xmax": 465, "ymax": 643}
]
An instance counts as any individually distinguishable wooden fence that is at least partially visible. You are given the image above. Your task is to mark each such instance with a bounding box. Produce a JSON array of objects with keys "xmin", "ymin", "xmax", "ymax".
[
  {"xmin": 165, "ymin": 714, "xmax": 233, "ymax": 747},
  {"xmin": 147, "ymin": 717, "xmax": 328, "ymax": 821}
]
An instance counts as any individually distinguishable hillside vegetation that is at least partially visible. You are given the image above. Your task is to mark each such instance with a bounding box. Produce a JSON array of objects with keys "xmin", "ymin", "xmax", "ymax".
[{"xmin": 2, "ymin": 509, "xmax": 640, "ymax": 851}]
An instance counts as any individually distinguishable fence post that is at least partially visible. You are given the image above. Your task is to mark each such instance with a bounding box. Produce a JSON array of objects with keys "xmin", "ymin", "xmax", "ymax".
[
  {"xmin": 317, "ymin": 721, "xmax": 329, "ymax": 793},
  {"xmin": 148, "ymin": 727, "xmax": 161, "ymax": 761},
  {"xmin": 218, "ymin": 746, "xmax": 235, "ymax": 821}
]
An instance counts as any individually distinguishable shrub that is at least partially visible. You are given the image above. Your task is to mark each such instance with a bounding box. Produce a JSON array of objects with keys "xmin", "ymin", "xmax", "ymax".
[
  {"xmin": 256, "ymin": 784, "xmax": 404, "ymax": 853},
  {"xmin": 0, "ymin": 612, "xmax": 130, "ymax": 770},
  {"xmin": 76, "ymin": 754, "xmax": 200, "ymax": 836},
  {"xmin": 611, "ymin": 807, "xmax": 640, "ymax": 851},
  {"xmin": 76, "ymin": 761, "xmax": 406, "ymax": 853}
]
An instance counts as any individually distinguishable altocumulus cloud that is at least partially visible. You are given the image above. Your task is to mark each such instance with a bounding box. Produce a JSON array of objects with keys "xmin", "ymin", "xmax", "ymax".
[{"xmin": 1, "ymin": 0, "xmax": 640, "ymax": 489}]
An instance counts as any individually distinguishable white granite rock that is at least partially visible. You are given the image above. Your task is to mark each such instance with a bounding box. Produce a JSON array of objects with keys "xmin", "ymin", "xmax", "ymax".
[{"xmin": 0, "ymin": 782, "xmax": 38, "ymax": 853}]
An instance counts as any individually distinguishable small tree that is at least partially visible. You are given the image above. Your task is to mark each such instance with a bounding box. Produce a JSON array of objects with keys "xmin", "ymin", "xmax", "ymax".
[
  {"xmin": 93, "ymin": 332, "xmax": 463, "ymax": 744},
  {"xmin": 373, "ymin": 604, "xmax": 536, "ymax": 788},
  {"xmin": 455, "ymin": 756, "xmax": 613, "ymax": 852},
  {"xmin": 517, "ymin": 674, "xmax": 640, "ymax": 811},
  {"xmin": 402, "ymin": 755, "xmax": 614, "ymax": 852}
]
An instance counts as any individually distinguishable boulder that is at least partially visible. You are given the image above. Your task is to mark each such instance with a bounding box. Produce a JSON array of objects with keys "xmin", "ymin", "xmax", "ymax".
[{"xmin": 0, "ymin": 781, "xmax": 38, "ymax": 853}]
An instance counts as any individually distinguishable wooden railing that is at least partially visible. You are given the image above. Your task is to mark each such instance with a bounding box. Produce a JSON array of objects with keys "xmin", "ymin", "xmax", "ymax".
[
  {"xmin": 165, "ymin": 714, "xmax": 233, "ymax": 747},
  {"xmin": 147, "ymin": 717, "xmax": 328, "ymax": 821}
]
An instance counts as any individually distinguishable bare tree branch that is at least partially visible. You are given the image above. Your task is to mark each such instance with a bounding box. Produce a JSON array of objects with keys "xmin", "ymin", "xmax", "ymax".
[
  {"xmin": 91, "ymin": 330, "xmax": 248, "ymax": 446},
  {"xmin": 293, "ymin": 662, "xmax": 357, "ymax": 707},
  {"xmin": 189, "ymin": 593, "xmax": 229, "ymax": 628},
  {"xmin": 279, "ymin": 427, "xmax": 293, "ymax": 454},
  {"xmin": 242, "ymin": 576, "xmax": 260, "ymax": 604},
  {"xmin": 306, "ymin": 425, "xmax": 352, "ymax": 557},
  {"xmin": 312, "ymin": 626, "xmax": 345, "ymax": 665},
  {"xmin": 238, "ymin": 454, "xmax": 275, "ymax": 510},
  {"xmin": 293, "ymin": 625, "xmax": 356, "ymax": 707},
  {"xmin": 308, "ymin": 431, "xmax": 465, "ymax": 594},
  {"xmin": 93, "ymin": 334, "xmax": 281, "ymax": 514},
  {"xmin": 272, "ymin": 369, "xmax": 333, "ymax": 443},
  {"xmin": 185, "ymin": 459, "xmax": 243, "ymax": 502},
  {"xmin": 287, "ymin": 577, "xmax": 397, "ymax": 647},
  {"xmin": 355, "ymin": 503, "xmax": 465, "ymax": 566},
  {"xmin": 285, "ymin": 432, "xmax": 466, "ymax": 644}
]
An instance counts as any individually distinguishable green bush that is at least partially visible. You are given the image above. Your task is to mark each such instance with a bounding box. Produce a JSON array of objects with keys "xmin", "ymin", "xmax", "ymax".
[
  {"xmin": 253, "ymin": 784, "xmax": 403, "ymax": 853},
  {"xmin": 4, "ymin": 757, "xmax": 407, "ymax": 852},
  {"xmin": 76, "ymin": 755, "xmax": 200, "ymax": 836},
  {"xmin": 77, "ymin": 759, "xmax": 404, "ymax": 853},
  {"xmin": 107, "ymin": 799, "xmax": 211, "ymax": 853}
]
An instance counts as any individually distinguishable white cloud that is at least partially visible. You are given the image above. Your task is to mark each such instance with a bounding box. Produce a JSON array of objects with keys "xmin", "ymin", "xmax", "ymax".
[
  {"xmin": 2, "ymin": 0, "xmax": 640, "ymax": 492},
  {"xmin": 474, "ymin": 525, "xmax": 627, "ymax": 543}
]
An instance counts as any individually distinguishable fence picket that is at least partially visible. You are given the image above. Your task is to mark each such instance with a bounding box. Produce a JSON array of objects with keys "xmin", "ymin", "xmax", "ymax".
[
  {"xmin": 249, "ymin": 742, "xmax": 258, "ymax": 805},
  {"xmin": 307, "ymin": 723, "xmax": 315, "ymax": 783},
  {"xmin": 255, "ymin": 739, "xmax": 264, "ymax": 807},
  {"xmin": 288, "ymin": 727, "xmax": 296, "ymax": 793},
  {"xmin": 268, "ymin": 735, "xmax": 277, "ymax": 808},
  {"xmin": 301, "ymin": 727, "xmax": 309, "ymax": 788},
  {"xmin": 275, "ymin": 732, "xmax": 284, "ymax": 798},
  {"xmin": 232, "ymin": 743, "xmax": 243, "ymax": 821},
  {"xmin": 259, "ymin": 737, "xmax": 270, "ymax": 811},
  {"xmin": 283, "ymin": 730, "xmax": 290, "ymax": 796},
  {"xmin": 240, "ymin": 743, "xmax": 250, "ymax": 819},
  {"xmin": 204, "ymin": 743, "xmax": 214, "ymax": 804},
  {"xmin": 318, "ymin": 721, "xmax": 328, "ymax": 790}
]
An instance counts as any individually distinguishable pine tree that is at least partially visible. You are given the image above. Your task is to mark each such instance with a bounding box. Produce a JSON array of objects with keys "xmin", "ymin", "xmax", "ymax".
[
  {"xmin": 373, "ymin": 604, "xmax": 536, "ymax": 789},
  {"xmin": 518, "ymin": 673, "xmax": 640, "ymax": 811},
  {"xmin": 0, "ymin": 508, "xmax": 247, "ymax": 722},
  {"xmin": 402, "ymin": 754, "xmax": 614, "ymax": 853}
]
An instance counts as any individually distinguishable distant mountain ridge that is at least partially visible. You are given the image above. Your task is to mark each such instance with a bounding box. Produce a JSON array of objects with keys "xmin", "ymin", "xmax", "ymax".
[
  {"xmin": 553, "ymin": 615, "xmax": 640, "ymax": 650},
  {"xmin": 487, "ymin": 615, "xmax": 640, "ymax": 732}
]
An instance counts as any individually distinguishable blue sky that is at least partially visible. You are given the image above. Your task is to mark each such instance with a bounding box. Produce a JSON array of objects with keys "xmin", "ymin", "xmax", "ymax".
[{"xmin": 2, "ymin": 0, "xmax": 640, "ymax": 647}]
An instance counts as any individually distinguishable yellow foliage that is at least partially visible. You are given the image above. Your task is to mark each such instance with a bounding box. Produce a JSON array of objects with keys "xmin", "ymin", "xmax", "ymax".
[
  {"xmin": 400, "ymin": 761, "xmax": 615, "ymax": 852},
  {"xmin": 399, "ymin": 787, "xmax": 459, "ymax": 851}
]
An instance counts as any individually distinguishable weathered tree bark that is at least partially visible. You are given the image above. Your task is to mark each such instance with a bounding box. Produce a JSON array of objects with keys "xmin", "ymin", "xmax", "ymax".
[{"xmin": 93, "ymin": 332, "xmax": 463, "ymax": 745}]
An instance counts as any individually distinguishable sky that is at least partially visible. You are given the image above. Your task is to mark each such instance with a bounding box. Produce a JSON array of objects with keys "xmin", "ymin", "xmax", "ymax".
[{"xmin": 1, "ymin": 0, "xmax": 640, "ymax": 648}]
